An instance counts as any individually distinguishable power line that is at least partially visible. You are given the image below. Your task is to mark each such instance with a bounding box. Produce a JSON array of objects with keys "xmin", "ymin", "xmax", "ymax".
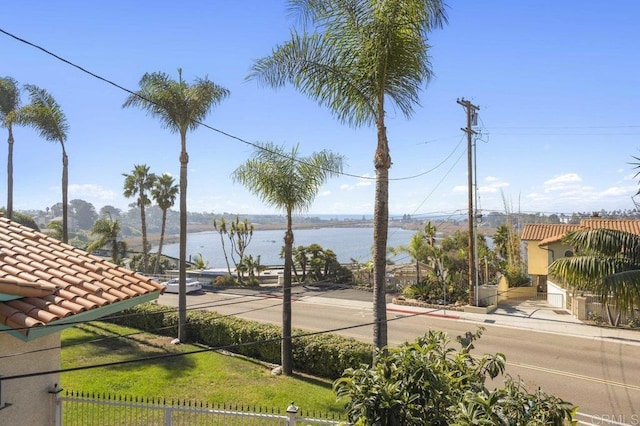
[
  {"xmin": 0, "ymin": 27, "xmax": 453, "ymax": 183},
  {"xmin": 0, "ymin": 304, "xmax": 445, "ymax": 382}
]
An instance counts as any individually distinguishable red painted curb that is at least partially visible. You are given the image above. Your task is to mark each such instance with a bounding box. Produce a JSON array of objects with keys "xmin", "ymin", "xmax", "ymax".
[{"xmin": 387, "ymin": 307, "xmax": 460, "ymax": 320}]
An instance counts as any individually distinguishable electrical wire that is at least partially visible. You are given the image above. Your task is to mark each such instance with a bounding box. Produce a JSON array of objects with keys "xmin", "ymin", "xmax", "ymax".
[
  {"xmin": 0, "ymin": 27, "xmax": 454, "ymax": 183},
  {"xmin": 0, "ymin": 304, "xmax": 447, "ymax": 382}
]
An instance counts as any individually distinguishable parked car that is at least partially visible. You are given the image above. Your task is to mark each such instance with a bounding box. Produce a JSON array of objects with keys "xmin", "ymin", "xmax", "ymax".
[{"xmin": 161, "ymin": 277, "xmax": 202, "ymax": 294}]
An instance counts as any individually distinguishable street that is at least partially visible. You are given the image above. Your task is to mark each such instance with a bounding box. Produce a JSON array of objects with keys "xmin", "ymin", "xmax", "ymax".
[{"xmin": 157, "ymin": 286, "xmax": 640, "ymax": 422}]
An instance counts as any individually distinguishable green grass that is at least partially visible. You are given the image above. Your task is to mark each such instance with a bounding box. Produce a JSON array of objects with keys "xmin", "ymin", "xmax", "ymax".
[{"xmin": 61, "ymin": 322, "xmax": 345, "ymax": 417}]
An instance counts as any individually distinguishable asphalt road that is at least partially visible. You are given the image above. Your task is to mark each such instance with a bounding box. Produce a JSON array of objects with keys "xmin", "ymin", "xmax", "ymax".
[{"xmin": 157, "ymin": 286, "xmax": 640, "ymax": 423}]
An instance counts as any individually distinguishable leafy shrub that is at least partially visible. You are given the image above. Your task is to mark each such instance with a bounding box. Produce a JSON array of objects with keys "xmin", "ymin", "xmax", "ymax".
[
  {"xmin": 505, "ymin": 265, "xmax": 530, "ymax": 287},
  {"xmin": 106, "ymin": 303, "xmax": 372, "ymax": 379},
  {"xmin": 334, "ymin": 328, "xmax": 575, "ymax": 425}
]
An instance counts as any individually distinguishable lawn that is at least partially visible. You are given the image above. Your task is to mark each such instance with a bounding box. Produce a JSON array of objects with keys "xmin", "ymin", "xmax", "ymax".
[{"xmin": 60, "ymin": 322, "xmax": 345, "ymax": 417}]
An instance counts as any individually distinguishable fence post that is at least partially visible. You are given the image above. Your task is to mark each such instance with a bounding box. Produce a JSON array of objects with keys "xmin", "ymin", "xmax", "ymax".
[
  {"xmin": 286, "ymin": 401, "xmax": 298, "ymax": 425},
  {"xmin": 48, "ymin": 383, "xmax": 63, "ymax": 426}
]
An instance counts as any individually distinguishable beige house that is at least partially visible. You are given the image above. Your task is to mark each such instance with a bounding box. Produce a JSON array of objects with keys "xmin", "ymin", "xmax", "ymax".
[
  {"xmin": 0, "ymin": 217, "xmax": 164, "ymax": 426},
  {"xmin": 520, "ymin": 218, "xmax": 640, "ymax": 317}
]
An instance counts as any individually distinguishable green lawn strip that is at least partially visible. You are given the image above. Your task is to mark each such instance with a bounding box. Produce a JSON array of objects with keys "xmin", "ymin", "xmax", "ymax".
[{"xmin": 60, "ymin": 322, "xmax": 345, "ymax": 417}]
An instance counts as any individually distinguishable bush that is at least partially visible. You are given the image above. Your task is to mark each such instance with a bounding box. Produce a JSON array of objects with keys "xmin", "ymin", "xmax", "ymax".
[
  {"xmin": 505, "ymin": 265, "xmax": 530, "ymax": 287},
  {"xmin": 334, "ymin": 328, "xmax": 575, "ymax": 425},
  {"xmin": 106, "ymin": 303, "xmax": 373, "ymax": 379}
]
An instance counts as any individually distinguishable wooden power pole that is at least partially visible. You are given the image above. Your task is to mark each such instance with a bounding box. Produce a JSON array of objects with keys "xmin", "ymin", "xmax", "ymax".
[{"xmin": 457, "ymin": 98, "xmax": 480, "ymax": 306}]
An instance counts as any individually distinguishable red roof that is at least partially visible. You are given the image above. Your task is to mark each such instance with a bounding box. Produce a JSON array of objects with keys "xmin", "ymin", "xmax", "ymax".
[
  {"xmin": 520, "ymin": 219, "xmax": 640, "ymax": 246},
  {"xmin": 0, "ymin": 217, "xmax": 164, "ymax": 340}
]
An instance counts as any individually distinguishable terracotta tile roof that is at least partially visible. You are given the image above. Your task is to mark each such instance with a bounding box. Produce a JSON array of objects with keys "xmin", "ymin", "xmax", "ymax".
[
  {"xmin": 0, "ymin": 217, "xmax": 164, "ymax": 340},
  {"xmin": 579, "ymin": 218, "xmax": 640, "ymax": 235},
  {"xmin": 520, "ymin": 224, "xmax": 581, "ymax": 241},
  {"xmin": 521, "ymin": 219, "xmax": 640, "ymax": 246}
]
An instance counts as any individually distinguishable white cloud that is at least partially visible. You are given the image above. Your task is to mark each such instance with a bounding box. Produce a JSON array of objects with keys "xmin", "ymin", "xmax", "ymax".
[
  {"xmin": 340, "ymin": 184, "xmax": 354, "ymax": 191},
  {"xmin": 543, "ymin": 173, "xmax": 582, "ymax": 192},
  {"xmin": 319, "ymin": 190, "xmax": 332, "ymax": 197},
  {"xmin": 478, "ymin": 176, "xmax": 509, "ymax": 194},
  {"xmin": 68, "ymin": 184, "xmax": 116, "ymax": 200}
]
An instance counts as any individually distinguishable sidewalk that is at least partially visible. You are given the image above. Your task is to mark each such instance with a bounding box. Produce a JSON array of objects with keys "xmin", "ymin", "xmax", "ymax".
[{"xmin": 387, "ymin": 299, "xmax": 640, "ymax": 346}]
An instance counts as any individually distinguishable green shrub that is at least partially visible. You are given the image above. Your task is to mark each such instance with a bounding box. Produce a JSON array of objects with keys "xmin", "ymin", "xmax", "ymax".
[{"xmin": 107, "ymin": 303, "xmax": 373, "ymax": 379}]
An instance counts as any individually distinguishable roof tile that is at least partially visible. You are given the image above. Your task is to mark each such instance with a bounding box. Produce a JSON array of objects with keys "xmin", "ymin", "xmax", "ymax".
[
  {"xmin": 0, "ymin": 217, "xmax": 164, "ymax": 337},
  {"xmin": 521, "ymin": 219, "xmax": 640, "ymax": 243}
]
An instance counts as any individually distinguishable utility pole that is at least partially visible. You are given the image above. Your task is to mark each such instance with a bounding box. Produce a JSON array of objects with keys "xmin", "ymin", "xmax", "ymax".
[{"xmin": 457, "ymin": 98, "xmax": 479, "ymax": 306}]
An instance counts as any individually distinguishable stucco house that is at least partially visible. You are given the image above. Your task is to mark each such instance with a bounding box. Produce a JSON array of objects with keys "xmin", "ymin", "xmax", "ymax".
[
  {"xmin": 0, "ymin": 216, "xmax": 164, "ymax": 426},
  {"xmin": 520, "ymin": 218, "xmax": 640, "ymax": 317}
]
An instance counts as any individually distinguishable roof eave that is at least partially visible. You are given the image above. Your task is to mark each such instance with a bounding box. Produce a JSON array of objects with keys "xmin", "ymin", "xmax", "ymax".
[{"xmin": 1, "ymin": 292, "xmax": 161, "ymax": 342}]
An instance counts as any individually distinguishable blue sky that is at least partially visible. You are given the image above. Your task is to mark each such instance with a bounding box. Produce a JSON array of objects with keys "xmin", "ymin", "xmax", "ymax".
[{"xmin": 2, "ymin": 1, "xmax": 639, "ymax": 219}]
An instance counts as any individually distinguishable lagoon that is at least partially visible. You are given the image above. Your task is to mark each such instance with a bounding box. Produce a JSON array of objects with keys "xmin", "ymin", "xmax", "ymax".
[{"xmin": 161, "ymin": 227, "xmax": 416, "ymax": 268}]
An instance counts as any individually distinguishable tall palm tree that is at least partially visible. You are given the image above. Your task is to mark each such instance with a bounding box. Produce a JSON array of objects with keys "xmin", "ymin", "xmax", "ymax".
[
  {"xmin": 20, "ymin": 85, "xmax": 70, "ymax": 242},
  {"xmin": 0, "ymin": 77, "xmax": 22, "ymax": 219},
  {"xmin": 123, "ymin": 164, "xmax": 156, "ymax": 274},
  {"xmin": 233, "ymin": 142, "xmax": 343, "ymax": 376},
  {"xmin": 548, "ymin": 228, "xmax": 640, "ymax": 326},
  {"xmin": 123, "ymin": 69, "xmax": 229, "ymax": 342},
  {"xmin": 87, "ymin": 216, "xmax": 126, "ymax": 265},
  {"xmin": 151, "ymin": 173, "xmax": 178, "ymax": 275},
  {"xmin": 248, "ymin": 0, "xmax": 447, "ymax": 352}
]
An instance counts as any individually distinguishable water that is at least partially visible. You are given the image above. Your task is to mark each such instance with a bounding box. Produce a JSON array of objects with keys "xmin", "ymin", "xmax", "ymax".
[{"xmin": 161, "ymin": 227, "xmax": 416, "ymax": 267}]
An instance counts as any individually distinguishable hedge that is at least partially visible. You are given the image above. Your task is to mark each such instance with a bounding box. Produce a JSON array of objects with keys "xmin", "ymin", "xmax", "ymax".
[{"xmin": 106, "ymin": 302, "xmax": 373, "ymax": 380}]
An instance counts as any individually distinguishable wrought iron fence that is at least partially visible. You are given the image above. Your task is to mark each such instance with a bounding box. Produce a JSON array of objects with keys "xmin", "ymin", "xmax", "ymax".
[{"xmin": 57, "ymin": 390, "xmax": 344, "ymax": 426}]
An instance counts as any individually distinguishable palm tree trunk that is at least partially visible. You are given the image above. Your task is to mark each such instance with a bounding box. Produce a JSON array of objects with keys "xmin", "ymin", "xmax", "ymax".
[
  {"xmin": 154, "ymin": 209, "xmax": 167, "ymax": 275},
  {"xmin": 6, "ymin": 127, "xmax": 15, "ymax": 219},
  {"xmin": 372, "ymin": 120, "xmax": 391, "ymax": 356},
  {"xmin": 177, "ymin": 132, "xmax": 188, "ymax": 342},
  {"xmin": 62, "ymin": 149, "xmax": 68, "ymax": 243},
  {"xmin": 6, "ymin": 127, "xmax": 14, "ymax": 219},
  {"xmin": 282, "ymin": 208, "xmax": 294, "ymax": 375},
  {"xmin": 141, "ymin": 204, "xmax": 149, "ymax": 274}
]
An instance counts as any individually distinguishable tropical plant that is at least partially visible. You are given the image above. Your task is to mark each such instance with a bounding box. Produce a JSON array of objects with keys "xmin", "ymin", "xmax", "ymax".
[
  {"xmin": 249, "ymin": 0, "xmax": 447, "ymax": 352},
  {"xmin": 190, "ymin": 253, "xmax": 209, "ymax": 270},
  {"xmin": 150, "ymin": 173, "xmax": 178, "ymax": 275},
  {"xmin": 87, "ymin": 216, "xmax": 126, "ymax": 265},
  {"xmin": 123, "ymin": 164, "xmax": 157, "ymax": 274},
  {"xmin": 548, "ymin": 228, "xmax": 640, "ymax": 326},
  {"xmin": 19, "ymin": 85, "xmax": 70, "ymax": 242},
  {"xmin": 213, "ymin": 215, "xmax": 255, "ymax": 284},
  {"xmin": 129, "ymin": 253, "xmax": 174, "ymax": 274},
  {"xmin": 46, "ymin": 220, "xmax": 63, "ymax": 240},
  {"xmin": 123, "ymin": 69, "xmax": 229, "ymax": 342},
  {"xmin": 392, "ymin": 230, "xmax": 431, "ymax": 284},
  {"xmin": 284, "ymin": 243, "xmax": 352, "ymax": 283},
  {"xmin": 233, "ymin": 142, "xmax": 343, "ymax": 375},
  {"xmin": 334, "ymin": 328, "xmax": 575, "ymax": 425},
  {"xmin": 0, "ymin": 76, "xmax": 23, "ymax": 219}
]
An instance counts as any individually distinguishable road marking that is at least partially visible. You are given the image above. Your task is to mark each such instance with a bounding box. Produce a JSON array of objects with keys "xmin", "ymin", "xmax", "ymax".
[{"xmin": 509, "ymin": 361, "xmax": 640, "ymax": 391}]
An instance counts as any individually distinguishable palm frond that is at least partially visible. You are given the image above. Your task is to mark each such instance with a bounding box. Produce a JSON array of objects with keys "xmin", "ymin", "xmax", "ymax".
[
  {"xmin": 20, "ymin": 85, "xmax": 68, "ymax": 144},
  {"xmin": 0, "ymin": 77, "xmax": 21, "ymax": 123},
  {"xmin": 123, "ymin": 71, "xmax": 229, "ymax": 134}
]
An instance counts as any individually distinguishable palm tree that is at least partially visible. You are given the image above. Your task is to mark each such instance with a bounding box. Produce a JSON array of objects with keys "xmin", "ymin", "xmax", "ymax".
[
  {"xmin": 19, "ymin": 85, "xmax": 70, "ymax": 242},
  {"xmin": 248, "ymin": 0, "xmax": 447, "ymax": 352},
  {"xmin": 87, "ymin": 216, "xmax": 126, "ymax": 265},
  {"xmin": 0, "ymin": 77, "xmax": 22, "ymax": 219},
  {"xmin": 123, "ymin": 69, "xmax": 229, "ymax": 342},
  {"xmin": 151, "ymin": 173, "xmax": 178, "ymax": 275},
  {"xmin": 233, "ymin": 142, "xmax": 343, "ymax": 376},
  {"xmin": 46, "ymin": 220, "xmax": 63, "ymax": 240},
  {"xmin": 392, "ymin": 231, "xmax": 429, "ymax": 284},
  {"xmin": 548, "ymin": 228, "xmax": 640, "ymax": 326},
  {"xmin": 123, "ymin": 164, "xmax": 157, "ymax": 274}
]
